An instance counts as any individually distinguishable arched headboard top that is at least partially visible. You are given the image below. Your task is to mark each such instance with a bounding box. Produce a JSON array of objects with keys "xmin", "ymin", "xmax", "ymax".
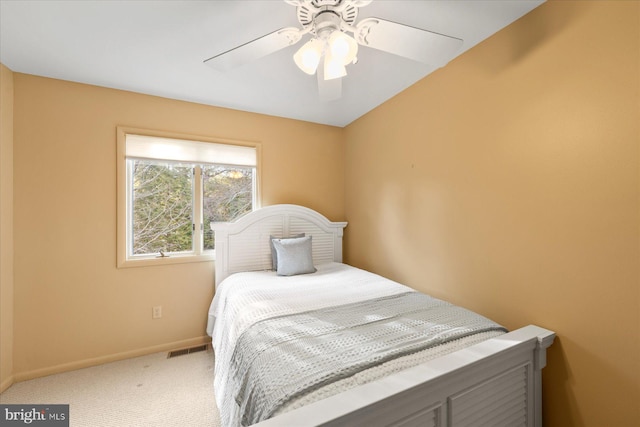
[{"xmin": 212, "ymin": 205, "xmax": 348, "ymax": 285}]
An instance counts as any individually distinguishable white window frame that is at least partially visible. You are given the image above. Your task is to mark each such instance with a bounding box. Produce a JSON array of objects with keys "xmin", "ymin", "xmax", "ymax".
[{"xmin": 116, "ymin": 127, "xmax": 261, "ymax": 268}]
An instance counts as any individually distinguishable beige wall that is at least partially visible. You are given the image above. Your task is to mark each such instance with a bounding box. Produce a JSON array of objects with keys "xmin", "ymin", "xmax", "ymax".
[
  {"xmin": 11, "ymin": 74, "xmax": 344, "ymax": 379},
  {"xmin": 0, "ymin": 64, "xmax": 15, "ymax": 391},
  {"xmin": 344, "ymin": 1, "xmax": 639, "ymax": 426}
]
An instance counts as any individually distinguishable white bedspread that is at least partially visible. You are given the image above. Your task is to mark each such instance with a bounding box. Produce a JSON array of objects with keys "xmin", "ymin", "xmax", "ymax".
[
  {"xmin": 207, "ymin": 262, "xmax": 412, "ymax": 339},
  {"xmin": 208, "ymin": 263, "xmax": 504, "ymax": 426}
]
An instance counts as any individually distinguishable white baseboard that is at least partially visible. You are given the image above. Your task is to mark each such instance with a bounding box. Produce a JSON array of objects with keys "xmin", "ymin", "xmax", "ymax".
[{"xmin": 11, "ymin": 336, "xmax": 211, "ymax": 385}]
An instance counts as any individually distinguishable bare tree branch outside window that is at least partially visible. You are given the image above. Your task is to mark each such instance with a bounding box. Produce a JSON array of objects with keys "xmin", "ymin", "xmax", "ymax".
[
  {"xmin": 131, "ymin": 161, "xmax": 193, "ymax": 255},
  {"xmin": 130, "ymin": 160, "xmax": 253, "ymax": 255},
  {"xmin": 203, "ymin": 165, "xmax": 253, "ymax": 250}
]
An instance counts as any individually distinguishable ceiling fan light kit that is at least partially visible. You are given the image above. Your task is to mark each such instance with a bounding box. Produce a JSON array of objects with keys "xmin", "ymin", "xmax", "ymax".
[
  {"xmin": 293, "ymin": 6, "xmax": 360, "ymax": 80},
  {"xmin": 295, "ymin": 23, "xmax": 359, "ymax": 80},
  {"xmin": 204, "ymin": 0, "xmax": 464, "ymax": 99}
]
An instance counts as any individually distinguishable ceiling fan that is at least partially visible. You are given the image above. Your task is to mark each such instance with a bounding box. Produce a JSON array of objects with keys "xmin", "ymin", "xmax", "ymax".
[{"xmin": 204, "ymin": 0, "xmax": 463, "ymax": 101}]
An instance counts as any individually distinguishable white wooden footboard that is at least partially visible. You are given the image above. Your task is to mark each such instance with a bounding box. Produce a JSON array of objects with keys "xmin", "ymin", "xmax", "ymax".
[{"xmin": 254, "ymin": 325, "xmax": 555, "ymax": 427}]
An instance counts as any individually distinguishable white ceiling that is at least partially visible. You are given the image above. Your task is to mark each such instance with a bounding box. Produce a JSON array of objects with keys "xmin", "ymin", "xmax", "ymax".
[{"xmin": 0, "ymin": 0, "xmax": 545, "ymax": 127}]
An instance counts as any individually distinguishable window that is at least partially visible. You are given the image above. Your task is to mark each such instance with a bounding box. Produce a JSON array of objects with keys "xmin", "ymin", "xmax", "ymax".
[{"xmin": 117, "ymin": 128, "xmax": 260, "ymax": 267}]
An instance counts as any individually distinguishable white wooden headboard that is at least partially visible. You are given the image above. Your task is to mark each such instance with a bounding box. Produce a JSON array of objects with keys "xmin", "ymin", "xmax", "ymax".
[{"xmin": 212, "ymin": 204, "xmax": 348, "ymax": 285}]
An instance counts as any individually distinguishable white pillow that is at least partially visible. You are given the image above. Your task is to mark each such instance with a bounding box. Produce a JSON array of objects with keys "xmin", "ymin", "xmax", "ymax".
[{"xmin": 272, "ymin": 236, "xmax": 316, "ymax": 276}]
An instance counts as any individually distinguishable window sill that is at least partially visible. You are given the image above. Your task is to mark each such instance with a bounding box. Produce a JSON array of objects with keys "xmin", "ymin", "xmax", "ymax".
[{"xmin": 117, "ymin": 252, "xmax": 215, "ymax": 269}]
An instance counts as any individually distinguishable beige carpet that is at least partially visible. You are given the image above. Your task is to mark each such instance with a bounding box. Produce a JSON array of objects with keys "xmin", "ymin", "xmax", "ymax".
[{"xmin": 0, "ymin": 349, "xmax": 221, "ymax": 427}]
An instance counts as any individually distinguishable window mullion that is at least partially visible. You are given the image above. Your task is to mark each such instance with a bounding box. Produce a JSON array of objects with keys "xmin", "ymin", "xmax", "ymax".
[
  {"xmin": 193, "ymin": 165, "xmax": 203, "ymax": 255},
  {"xmin": 126, "ymin": 159, "xmax": 134, "ymax": 258}
]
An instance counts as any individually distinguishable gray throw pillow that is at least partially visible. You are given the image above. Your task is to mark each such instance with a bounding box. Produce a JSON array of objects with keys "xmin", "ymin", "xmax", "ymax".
[
  {"xmin": 272, "ymin": 236, "xmax": 317, "ymax": 276},
  {"xmin": 270, "ymin": 233, "xmax": 304, "ymax": 270}
]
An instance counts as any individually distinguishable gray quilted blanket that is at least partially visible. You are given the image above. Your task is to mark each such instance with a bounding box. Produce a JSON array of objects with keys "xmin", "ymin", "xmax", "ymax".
[{"xmin": 227, "ymin": 291, "xmax": 507, "ymax": 426}]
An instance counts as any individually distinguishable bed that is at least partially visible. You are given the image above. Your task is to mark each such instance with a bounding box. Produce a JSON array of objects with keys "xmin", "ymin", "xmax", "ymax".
[{"xmin": 208, "ymin": 204, "xmax": 555, "ymax": 427}]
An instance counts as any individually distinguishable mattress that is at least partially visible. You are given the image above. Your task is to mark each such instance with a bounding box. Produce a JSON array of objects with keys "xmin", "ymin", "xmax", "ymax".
[{"xmin": 207, "ymin": 262, "xmax": 506, "ymax": 426}]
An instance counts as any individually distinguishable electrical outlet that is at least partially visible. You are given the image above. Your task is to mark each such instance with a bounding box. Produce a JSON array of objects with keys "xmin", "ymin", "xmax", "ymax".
[{"xmin": 152, "ymin": 306, "xmax": 162, "ymax": 319}]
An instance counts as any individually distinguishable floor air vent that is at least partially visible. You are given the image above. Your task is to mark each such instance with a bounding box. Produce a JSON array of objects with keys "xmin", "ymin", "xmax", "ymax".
[{"xmin": 167, "ymin": 344, "xmax": 210, "ymax": 359}]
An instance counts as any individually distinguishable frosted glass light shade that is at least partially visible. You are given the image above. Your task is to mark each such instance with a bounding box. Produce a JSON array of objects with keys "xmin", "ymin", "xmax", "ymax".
[
  {"xmin": 323, "ymin": 52, "xmax": 347, "ymax": 80},
  {"xmin": 328, "ymin": 31, "xmax": 358, "ymax": 65},
  {"xmin": 293, "ymin": 38, "xmax": 323, "ymax": 75}
]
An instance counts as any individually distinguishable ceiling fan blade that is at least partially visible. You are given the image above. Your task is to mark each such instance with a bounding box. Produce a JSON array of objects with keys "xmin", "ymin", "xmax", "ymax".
[
  {"xmin": 204, "ymin": 27, "xmax": 302, "ymax": 72},
  {"xmin": 317, "ymin": 66, "xmax": 342, "ymax": 102},
  {"xmin": 356, "ymin": 18, "xmax": 463, "ymax": 66}
]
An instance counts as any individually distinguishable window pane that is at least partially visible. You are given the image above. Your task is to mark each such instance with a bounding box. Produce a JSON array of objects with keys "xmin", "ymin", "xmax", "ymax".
[
  {"xmin": 203, "ymin": 165, "xmax": 254, "ymax": 250},
  {"xmin": 131, "ymin": 160, "xmax": 193, "ymax": 255}
]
